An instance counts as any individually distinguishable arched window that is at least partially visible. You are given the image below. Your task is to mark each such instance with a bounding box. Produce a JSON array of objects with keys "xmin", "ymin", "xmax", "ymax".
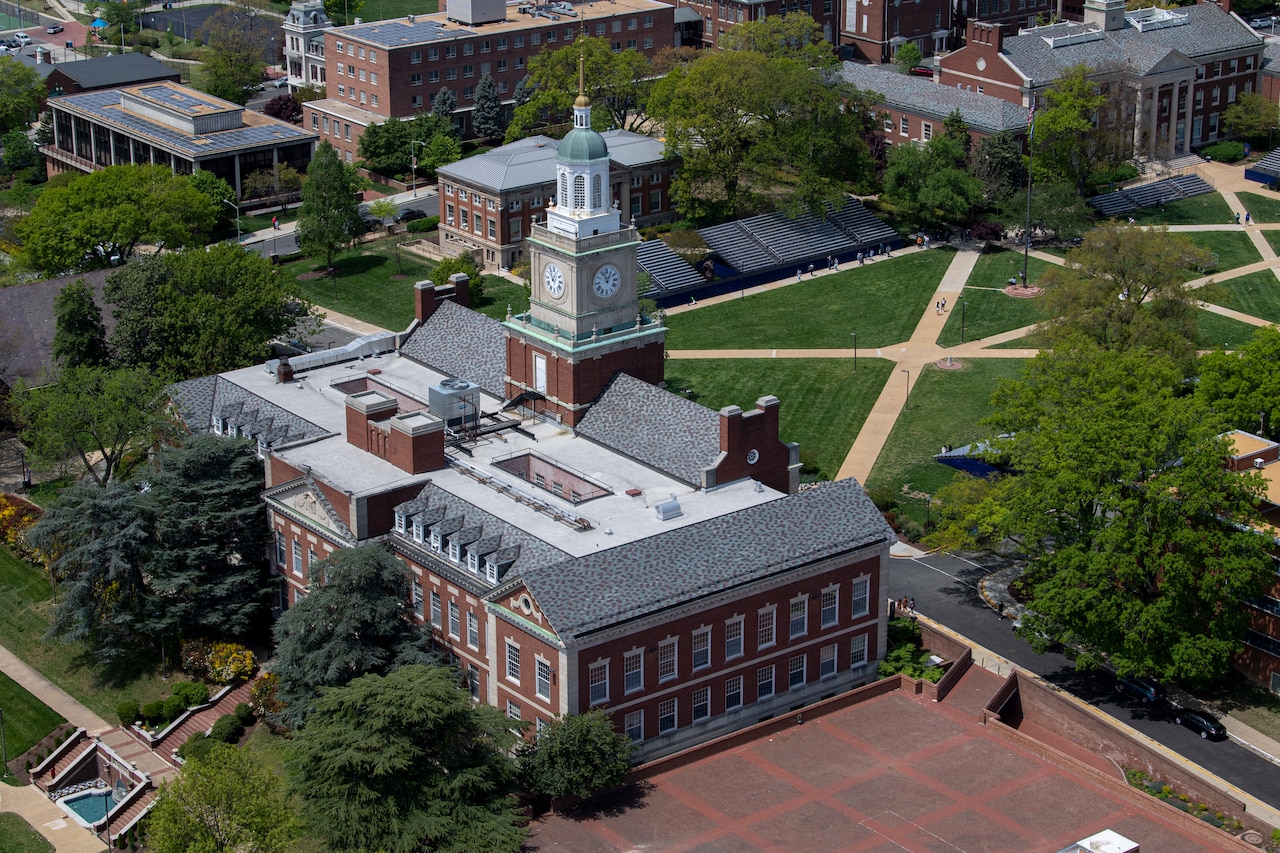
[
  {"xmin": 558, "ymin": 173, "xmax": 568, "ymax": 206},
  {"xmin": 591, "ymin": 174, "xmax": 603, "ymax": 209},
  {"xmin": 573, "ymin": 175, "xmax": 586, "ymax": 209}
]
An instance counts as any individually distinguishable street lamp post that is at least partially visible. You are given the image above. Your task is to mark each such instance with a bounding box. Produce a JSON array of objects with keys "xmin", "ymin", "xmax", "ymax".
[
  {"xmin": 850, "ymin": 331, "xmax": 857, "ymax": 373},
  {"xmin": 1, "ymin": 706, "xmax": 7, "ymax": 781},
  {"xmin": 223, "ymin": 198, "xmax": 241, "ymax": 242},
  {"xmin": 901, "ymin": 368, "xmax": 910, "ymax": 409},
  {"xmin": 961, "ymin": 300, "xmax": 968, "ymax": 343},
  {"xmin": 410, "ymin": 139, "xmax": 428, "ymax": 198}
]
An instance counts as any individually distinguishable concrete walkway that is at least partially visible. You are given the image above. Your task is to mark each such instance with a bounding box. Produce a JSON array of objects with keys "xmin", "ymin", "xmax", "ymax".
[
  {"xmin": 0, "ymin": 644, "xmax": 110, "ymax": 734},
  {"xmin": 0, "ymin": 784, "xmax": 106, "ymax": 853}
]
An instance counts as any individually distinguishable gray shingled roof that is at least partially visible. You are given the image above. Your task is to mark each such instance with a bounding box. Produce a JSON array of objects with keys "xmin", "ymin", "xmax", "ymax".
[
  {"xmin": 168, "ymin": 375, "xmax": 330, "ymax": 445},
  {"xmin": 837, "ymin": 63, "xmax": 1028, "ymax": 134},
  {"xmin": 399, "ymin": 300, "xmax": 508, "ymax": 397},
  {"xmin": 575, "ymin": 373, "xmax": 721, "ymax": 487},
  {"xmin": 1262, "ymin": 40, "xmax": 1280, "ymax": 73},
  {"xmin": 519, "ymin": 478, "xmax": 894, "ymax": 639},
  {"xmin": 1000, "ymin": 4, "xmax": 1260, "ymax": 87},
  {"xmin": 436, "ymin": 130, "xmax": 666, "ymax": 193}
]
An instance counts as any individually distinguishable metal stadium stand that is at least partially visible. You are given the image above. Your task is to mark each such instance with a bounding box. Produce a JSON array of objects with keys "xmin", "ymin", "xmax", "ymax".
[
  {"xmin": 637, "ymin": 240, "xmax": 705, "ymax": 293},
  {"xmin": 824, "ymin": 199, "xmax": 900, "ymax": 246},
  {"xmin": 737, "ymin": 212, "xmax": 849, "ymax": 264},
  {"xmin": 698, "ymin": 221, "xmax": 783, "ymax": 275},
  {"xmin": 1087, "ymin": 173, "xmax": 1215, "ymax": 216}
]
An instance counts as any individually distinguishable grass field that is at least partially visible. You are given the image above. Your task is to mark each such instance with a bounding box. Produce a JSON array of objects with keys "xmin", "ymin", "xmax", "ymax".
[
  {"xmin": 664, "ymin": 250, "xmax": 954, "ymax": 351},
  {"xmin": 1126, "ymin": 192, "xmax": 1236, "ymax": 226},
  {"xmin": 1197, "ymin": 308, "xmax": 1264, "ymax": 349},
  {"xmin": 1181, "ymin": 230, "xmax": 1263, "ymax": 278},
  {"xmin": 0, "ymin": 548, "xmax": 170, "ymax": 722},
  {"xmin": 934, "ymin": 250, "xmax": 1055, "ymax": 347},
  {"xmin": 0, "ymin": 814, "xmax": 52, "ymax": 853},
  {"xmin": 1236, "ymin": 191, "xmax": 1280, "ymax": 224},
  {"xmin": 240, "ymin": 728, "xmax": 327, "ymax": 853},
  {"xmin": 1198, "ymin": 269, "xmax": 1280, "ymax": 324},
  {"xmin": 865, "ymin": 359, "xmax": 1027, "ymax": 499},
  {"xmin": 665, "ymin": 358, "xmax": 893, "ymax": 481},
  {"xmin": 0, "ymin": 671, "xmax": 65, "ymax": 766}
]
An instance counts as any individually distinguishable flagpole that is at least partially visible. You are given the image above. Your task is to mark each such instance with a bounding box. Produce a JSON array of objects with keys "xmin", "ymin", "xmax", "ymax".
[{"xmin": 1022, "ymin": 94, "xmax": 1035, "ymax": 289}]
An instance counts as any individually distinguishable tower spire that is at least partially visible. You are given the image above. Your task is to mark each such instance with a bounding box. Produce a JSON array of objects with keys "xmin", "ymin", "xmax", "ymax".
[{"xmin": 575, "ymin": 55, "xmax": 589, "ymax": 109}]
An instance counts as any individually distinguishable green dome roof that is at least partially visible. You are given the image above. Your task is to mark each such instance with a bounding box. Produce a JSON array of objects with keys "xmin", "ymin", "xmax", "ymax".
[{"xmin": 559, "ymin": 126, "xmax": 609, "ymax": 163}]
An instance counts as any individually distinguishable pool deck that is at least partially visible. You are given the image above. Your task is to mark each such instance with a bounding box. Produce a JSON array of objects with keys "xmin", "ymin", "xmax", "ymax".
[{"xmin": 0, "ymin": 784, "xmax": 106, "ymax": 853}]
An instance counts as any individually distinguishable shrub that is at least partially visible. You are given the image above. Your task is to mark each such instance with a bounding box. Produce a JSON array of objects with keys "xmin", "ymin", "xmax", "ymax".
[
  {"xmin": 207, "ymin": 642, "xmax": 255, "ymax": 683},
  {"xmin": 170, "ymin": 681, "xmax": 210, "ymax": 708},
  {"xmin": 163, "ymin": 695, "xmax": 185, "ymax": 723},
  {"xmin": 249, "ymin": 673, "xmax": 280, "ymax": 719},
  {"xmin": 233, "ymin": 702, "xmax": 254, "ymax": 727},
  {"xmin": 406, "ymin": 215, "xmax": 439, "ymax": 233},
  {"xmin": 180, "ymin": 639, "xmax": 212, "ymax": 677},
  {"xmin": 177, "ymin": 732, "xmax": 215, "ymax": 762},
  {"xmin": 209, "ymin": 714, "xmax": 244, "ymax": 744},
  {"xmin": 140, "ymin": 701, "xmax": 166, "ymax": 725},
  {"xmin": 970, "ymin": 221, "xmax": 1004, "ymax": 242},
  {"xmin": 116, "ymin": 700, "xmax": 140, "ymax": 726},
  {"xmin": 0, "ymin": 493, "xmax": 44, "ymax": 563},
  {"xmin": 1201, "ymin": 140, "xmax": 1246, "ymax": 163}
]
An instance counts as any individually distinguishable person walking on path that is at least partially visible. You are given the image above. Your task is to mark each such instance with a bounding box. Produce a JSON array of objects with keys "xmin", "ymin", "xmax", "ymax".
[
  {"xmin": 1246, "ymin": 211, "xmax": 1253, "ymax": 225},
  {"xmin": 1235, "ymin": 211, "xmax": 1241, "ymax": 225},
  {"xmin": 272, "ymin": 215, "xmax": 279, "ymax": 230}
]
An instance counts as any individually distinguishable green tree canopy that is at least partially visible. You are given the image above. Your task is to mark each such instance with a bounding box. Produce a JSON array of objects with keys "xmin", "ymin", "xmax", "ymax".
[
  {"xmin": 999, "ymin": 178, "xmax": 1091, "ymax": 241},
  {"xmin": 1197, "ymin": 325, "xmax": 1280, "ymax": 441},
  {"xmin": 1223, "ymin": 91, "xmax": 1280, "ymax": 141},
  {"xmin": 972, "ymin": 130, "xmax": 1026, "ymax": 204},
  {"xmin": 893, "ymin": 42, "xmax": 923, "ymax": 74},
  {"xmin": 298, "ymin": 141, "xmax": 360, "ymax": 271},
  {"xmin": 882, "ymin": 133, "xmax": 983, "ymax": 227},
  {"xmin": 3, "ymin": 129, "xmax": 39, "ymax": 172},
  {"xmin": 433, "ymin": 86, "xmax": 457, "ymax": 120},
  {"xmin": 718, "ymin": 12, "xmax": 836, "ymax": 68},
  {"xmin": 1032, "ymin": 65, "xmax": 1130, "ymax": 191},
  {"xmin": 473, "ymin": 73, "xmax": 505, "ymax": 140},
  {"xmin": 52, "ymin": 280, "xmax": 110, "ymax": 369},
  {"xmin": 517, "ymin": 709, "xmax": 635, "ymax": 800},
  {"xmin": 242, "ymin": 163, "xmax": 303, "ymax": 212},
  {"xmin": 16, "ymin": 165, "xmax": 219, "ymax": 276},
  {"xmin": 1037, "ymin": 222, "xmax": 1211, "ymax": 372},
  {"xmin": 187, "ymin": 170, "xmax": 236, "ymax": 217},
  {"xmin": 937, "ymin": 339, "xmax": 1274, "ymax": 685},
  {"xmin": 149, "ymin": 742, "xmax": 302, "ymax": 853},
  {"xmin": 105, "ymin": 243, "xmax": 312, "ymax": 380},
  {"xmin": 288, "ymin": 665, "xmax": 526, "ymax": 853},
  {"xmin": 272, "ymin": 544, "xmax": 437, "ymax": 728},
  {"xmin": 197, "ymin": 1, "xmax": 274, "ymax": 104},
  {"xmin": 0, "ymin": 56, "xmax": 44, "ymax": 133}
]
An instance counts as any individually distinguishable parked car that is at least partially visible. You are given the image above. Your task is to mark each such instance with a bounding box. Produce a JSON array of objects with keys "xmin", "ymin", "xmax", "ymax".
[
  {"xmin": 45, "ymin": 23, "xmax": 63, "ymax": 34},
  {"xmin": 1116, "ymin": 676, "xmax": 1163, "ymax": 703},
  {"xmin": 395, "ymin": 207, "xmax": 427, "ymax": 224},
  {"xmin": 1249, "ymin": 15, "xmax": 1273, "ymax": 28},
  {"xmin": 0, "ymin": 37, "xmax": 20, "ymax": 49},
  {"xmin": 272, "ymin": 76, "xmax": 289, "ymax": 88},
  {"xmin": 13, "ymin": 32, "xmax": 31, "ymax": 44},
  {"xmin": 1173, "ymin": 708, "xmax": 1226, "ymax": 740},
  {"xmin": 908, "ymin": 65, "xmax": 934, "ymax": 77}
]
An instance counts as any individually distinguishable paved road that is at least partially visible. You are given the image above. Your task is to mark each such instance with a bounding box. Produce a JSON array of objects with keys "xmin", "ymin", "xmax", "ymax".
[{"xmin": 889, "ymin": 552, "xmax": 1280, "ymax": 811}]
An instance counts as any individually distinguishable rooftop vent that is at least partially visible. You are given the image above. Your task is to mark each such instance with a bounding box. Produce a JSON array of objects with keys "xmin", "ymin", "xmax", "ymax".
[
  {"xmin": 655, "ymin": 494, "xmax": 682, "ymax": 521},
  {"xmin": 1255, "ymin": 457, "xmax": 1265, "ymax": 469}
]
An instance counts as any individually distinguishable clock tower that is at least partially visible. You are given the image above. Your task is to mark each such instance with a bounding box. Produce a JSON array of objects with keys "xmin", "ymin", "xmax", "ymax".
[{"xmin": 504, "ymin": 60, "xmax": 665, "ymax": 426}]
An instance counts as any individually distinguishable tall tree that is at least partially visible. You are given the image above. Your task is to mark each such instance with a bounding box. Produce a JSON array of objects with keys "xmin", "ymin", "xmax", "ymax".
[
  {"xmin": 187, "ymin": 170, "xmax": 236, "ymax": 216},
  {"xmin": 358, "ymin": 116, "xmax": 412, "ymax": 176},
  {"xmin": 1037, "ymin": 222, "xmax": 1211, "ymax": 372},
  {"xmin": 298, "ymin": 142, "xmax": 360, "ymax": 273},
  {"xmin": 433, "ymin": 86, "xmax": 457, "ymax": 122},
  {"xmin": 517, "ymin": 709, "xmax": 635, "ymax": 800},
  {"xmin": 1031, "ymin": 64, "xmax": 1129, "ymax": 192},
  {"xmin": 971, "ymin": 130, "xmax": 1026, "ymax": 205},
  {"xmin": 52, "ymin": 280, "xmax": 110, "ymax": 369},
  {"xmin": 288, "ymin": 665, "xmax": 526, "ymax": 853},
  {"xmin": 272, "ymin": 544, "xmax": 436, "ymax": 728},
  {"xmin": 16, "ymin": 165, "xmax": 218, "ymax": 276},
  {"xmin": 149, "ymin": 743, "xmax": 301, "ymax": 853},
  {"xmin": 106, "ymin": 244, "xmax": 312, "ymax": 380},
  {"xmin": 0, "ymin": 56, "xmax": 43, "ymax": 133},
  {"xmin": 143, "ymin": 436, "xmax": 273, "ymax": 640},
  {"xmin": 942, "ymin": 339, "xmax": 1274, "ymax": 685},
  {"xmin": 1223, "ymin": 91, "xmax": 1280, "ymax": 141},
  {"xmin": 999, "ymin": 178, "xmax": 1090, "ymax": 241},
  {"xmin": 1197, "ymin": 325, "xmax": 1280, "ymax": 441},
  {"xmin": 718, "ymin": 12, "xmax": 836, "ymax": 68},
  {"xmin": 197, "ymin": 0, "xmax": 274, "ymax": 104},
  {"xmin": 893, "ymin": 42, "xmax": 923, "ymax": 74},
  {"xmin": 14, "ymin": 365, "xmax": 174, "ymax": 486},
  {"xmin": 882, "ymin": 133, "xmax": 982, "ymax": 227},
  {"xmin": 942, "ymin": 108, "xmax": 972, "ymax": 160},
  {"xmin": 472, "ymin": 73, "xmax": 504, "ymax": 140},
  {"xmin": 3, "ymin": 129, "xmax": 39, "ymax": 171}
]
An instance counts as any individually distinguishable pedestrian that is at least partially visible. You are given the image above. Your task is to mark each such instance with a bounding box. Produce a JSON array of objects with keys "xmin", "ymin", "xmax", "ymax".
[
  {"xmin": 833, "ymin": 257, "xmax": 840, "ymax": 270},
  {"xmin": 935, "ymin": 301, "xmax": 941, "ymax": 315},
  {"xmin": 917, "ymin": 235, "xmax": 924, "ymax": 248},
  {"xmin": 924, "ymin": 236, "xmax": 930, "ymax": 249},
  {"xmin": 1246, "ymin": 211, "xmax": 1253, "ymax": 225},
  {"xmin": 908, "ymin": 597, "xmax": 915, "ymax": 612},
  {"xmin": 797, "ymin": 268, "xmax": 803, "ymax": 282},
  {"xmin": 809, "ymin": 263, "xmax": 816, "ymax": 278},
  {"xmin": 827, "ymin": 255, "xmax": 833, "ymax": 270},
  {"xmin": 1127, "ymin": 216, "xmax": 1135, "ymax": 225},
  {"xmin": 998, "ymin": 601, "xmax": 1005, "ymax": 619},
  {"xmin": 857, "ymin": 251, "xmax": 864, "ymax": 265},
  {"xmin": 272, "ymin": 216, "xmax": 279, "ymax": 230},
  {"xmin": 1235, "ymin": 211, "xmax": 1241, "ymax": 225},
  {"xmin": 941, "ymin": 298, "xmax": 947, "ymax": 311}
]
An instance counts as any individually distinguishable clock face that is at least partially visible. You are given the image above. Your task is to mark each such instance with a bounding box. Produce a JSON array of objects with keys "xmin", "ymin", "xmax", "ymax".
[
  {"xmin": 543, "ymin": 263, "xmax": 565, "ymax": 299},
  {"xmin": 593, "ymin": 264, "xmax": 621, "ymax": 299}
]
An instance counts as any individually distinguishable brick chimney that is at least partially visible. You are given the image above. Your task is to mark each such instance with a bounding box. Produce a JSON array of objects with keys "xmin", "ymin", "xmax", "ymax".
[
  {"xmin": 702, "ymin": 396, "xmax": 800, "ymax": 494},
  {"xmin": 344, "ymin": 390, "xmax": 446, "ymax": 473},
  {"xmin": 276, "ymin": 356, "xmax": 295, "ymax": 384},
  {"xmin": 966, "ymin": 19, "xmax": 1007, "ymax": 50},
  {"xmin": 414, "ymin": 274, "xmax": 471, "ymax": 323},
  {"xmin": 344, "ymin": 390, "xmax": 398, "ymax": 452}
]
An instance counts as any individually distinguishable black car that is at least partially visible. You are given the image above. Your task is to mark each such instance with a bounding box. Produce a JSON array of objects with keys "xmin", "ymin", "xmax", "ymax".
[
  {"xmin": 1116, "ymin": 675, "xmax": 1163, "ymax": 703},
  {"xmin": 395, "ymin": 207, "xmax": 427, "ymax": 224},
  {"xmin": 1173, "ymin": 708, "xmax": 1227, "ymax": 740}
]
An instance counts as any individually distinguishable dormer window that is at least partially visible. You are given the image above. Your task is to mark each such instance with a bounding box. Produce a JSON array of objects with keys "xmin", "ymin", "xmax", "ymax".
[
  {"xmin": 430, "ymin": 531, "xmax": 441, "ymax": 551},
  {"xmin": 448, "ymin": 541, "xmax": 461, "ymax": 562},
  {"xmin": 256, "ymin": 437, "xmax": 267, "ymax": 459},
  {"xmin": 467, "ymin": 552, "xmax": 479, "ymax": 574},
  {"xmin": 394, "ymin": 513, "xmax": 406, "ymax": 534},
  {"xmin": 412, "ymin": 520, "xmax": 423, "ymax": 543},
  {"xmin": 485, "ymin": 560, "xmax": 498, "ymax": 583}
]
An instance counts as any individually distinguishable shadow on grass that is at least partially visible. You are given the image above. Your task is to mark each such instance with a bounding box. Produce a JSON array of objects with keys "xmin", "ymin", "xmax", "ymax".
[{"xmin": 68, "ymin": 643, "xmax": 161, "ymax": 691}]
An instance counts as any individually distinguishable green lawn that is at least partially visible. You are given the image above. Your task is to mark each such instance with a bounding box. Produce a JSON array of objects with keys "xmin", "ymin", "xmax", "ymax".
[
  {"xmin": 934, "ymin": 250, "xmax": 1055, "ymax": 346},
  {"xmin": 1181, "ymin": 230, "xmax": 1262, "ymax": 278},
  {"xmin": 1197, "ymin": 309, "xmax": 1263, "ymax": 350},
  {"xmin": 0, "ymin": 548, "xmax": 170, "ymax": 721},
  {"xmin": 866, "ymin": 359, "xmax": 1027, "ymax": 499},
  {"xmin": 240, "ymin": 728, "xmax": 327, "ymax": 853},
  {"xmin": 1198, "ymin": 269, "xmax": 1280, "ymax": 324},
  {"xmin": 0, "ymin": 814, "xmax": 52, "ymax": 853},
  {"xmin": 665, "ymin": 358, "xmax": 893, "ymax": 481},
  {"xmin": 287, "ymin": 242, "xmax": 523, "ymax": 331},
  {"xmin": 1236, "ymin": 191, "xmax": 1280, "ymax": 224},
  {"xmin": 21, "ymin": 477, "xmax": 74, "ymax": 509},
  {"xmin": 1126, "ymin": 192, "xmax": 1236, "ymax": 226},
  {"xmin": 0, "ymin": 671, "xmax": 65, "ymax": 765},
  {"xmin": 665, "ymin": 250, "xmax": 955, "ymax": 350}
]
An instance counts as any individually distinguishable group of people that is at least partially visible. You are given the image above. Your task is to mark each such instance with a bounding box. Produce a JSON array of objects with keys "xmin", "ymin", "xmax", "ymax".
[
  {"xmin": 935, "ymin": 298, "xmax": 948, "ymax": 315},
  {"xmin": 1235, "ymin": 211, "xmax": 1252, "ymax": 225},
  {"xmin": 896, "ymin": 596, "xmax": 917, "ymax": 616}
]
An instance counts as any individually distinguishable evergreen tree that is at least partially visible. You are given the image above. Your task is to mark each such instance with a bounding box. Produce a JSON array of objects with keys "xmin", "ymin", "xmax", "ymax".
[
  {"xmin": 33, "ymin": 110, "xmax": 53, "ymax": 146},
  {"xmin": 511, "ymin": 75, "xmax": 533, "ymax": 107},
  {"xmin": 432, "ymin": 86, "xmax": 457, "ymax": 122},
  {"xmin": 472, "ymin": 73, "xmax": 504, "ymax": 140},
  {"xmin": 52, "ymin": 279, "xmax": 110, "ymax": 368},
  {"xmin": 297, "ymin": 141, "xmax": 360, "ymax": 273}
]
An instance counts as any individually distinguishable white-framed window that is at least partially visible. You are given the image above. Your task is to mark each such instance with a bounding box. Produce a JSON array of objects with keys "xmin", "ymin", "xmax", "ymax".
[
  {"xmin": 536, "ymin": 658, "xmax": 552, "ymax": 699},
  {"xmin": 624, "ymin": 650, "xmax": 643, "ymax": 693},
  {"xmin": 448, "ymin": 602, "xmax": 460, "ymax": 638},
  {"xmin": 412, "ymin": 580, "xmax": 424, "ymax": 610},
  {"xmin": 448, "ymin": 541, "xmax": 460, "ymax": 563},
  {"xmin": 275, "ymin": 531, "xmax": 286, "ymax": 566},
  {"xmin": 430, "ymin": 531, "xmax": 441, "ymax": 551},
  {"xmin": 507, "ymin": 700, "xmax": 521, "ymax": 720},
  {"xmin": 658, "ymin": 638, "xmax": 677, "ymax": 681},
  {"xmin": 536, "ymin": 717, "xmax": 546, "ymax": 740},
  {"xmin": 757, "ymin": 606, "xmax": 776, "ymax": 650},
  {"xmin": 393, "ymin": 512, "xmax": 406, "ymax": 534},
  {"xmin": 821, "ymin": 643, "xmax": 838, "ymax": 678},
  {"xmin": 789, "ymin": 653, "xmax": 807, "ymax": 689},
  {"xmin": 900, "ymin": 116, "xmax": 909, "ymax": 136},
  {"xmin": 725, "ymin": 675, "xmax": 743, "ymax": 710},
  {"xmin": 725, "ymin": 616, "xmax": 743, "ymax": 659},
  {"xmin": 467, "ymin": 552, "xmax": 479, "ymax": 574},
  {"xmin": 922, "ymin": 121, "xmax": 933, "ymax": 141},
  {"xmin": 757, "ymin": 665, "xmax": 774, "ymax": 700},
  {"xmin": 467, "ymin": 613, "xmax": 479, "ymax": 648},
  {"xmin": 658, "ymin": 698, "xmax": 677, "ymax": 733},
  {"xmin": 506, "ymin": 642, "xmax": 520, "ymax": 682},
  {"xmin": 292, "ymin": 540, "xmax": 303, "ymax": 576},
  {"xmin": 589, "ymin": 660, "xmax": 608, "ymax": 705},
  {"xmin": 430, "ymin": 591, "xmax": 441, "ymax": 627},
  {"xmin": 412, "ymin": 518, "xmax": 423, "ymax": 542},
  {"xmin": 692, "ymin": 687, "xmax": 710, "ymax": 722},
  {"xmin": 692, "ymin": 627, "xmax": 711, "ymax": 670},
  {"xmin": 883, "ymin": 116, "xmax": 893, "ymax": 132},
  {"xmin": 850, "ymin": 633, "xmax": 868, "ymax": 667},
  {"xmin": 790, "ymin": 597, "xmax": 808, "ymax": 639},
  {"xmin": 625, "ymin": 710, "xmax": 643, "ymax": 742},
  {"xmin": 851, "ymin": 577, "xmax": 869, "ymax": 617},
  {"xmin": 468, "ymin": 664, "xmax": 480, "ymax": 699},
  {"xmin": 821, "ymin": 587, "xmax": 838, "ymax": 627}
]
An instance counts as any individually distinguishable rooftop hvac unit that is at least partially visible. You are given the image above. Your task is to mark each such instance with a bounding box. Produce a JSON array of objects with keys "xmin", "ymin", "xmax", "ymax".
[
  {"xmin": 655, "ymin": 494, "xmax": 682, "ymax": 521},
  {"xmin": 1256, "ymin": 457, "xmax": 1265, "ymax": 469},
  {"xmin": 428, "ymin": 378, "xmax": 480, "ymax": 430}
]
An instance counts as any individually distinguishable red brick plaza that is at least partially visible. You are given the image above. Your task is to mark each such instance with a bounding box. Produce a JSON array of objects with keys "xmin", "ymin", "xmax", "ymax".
[{"xmin": 527, "ymin": 685, "xmax": 1230, "ymax": 853}]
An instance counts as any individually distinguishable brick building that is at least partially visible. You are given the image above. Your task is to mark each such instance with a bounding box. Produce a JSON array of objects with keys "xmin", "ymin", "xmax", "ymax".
[
  {"xmin": 297, "ymin": 0, "xmax": 676, "ymax": 161},
  {"xmin": 170, "ymin": 99, "xmax": 892, "ymax": 758},
  {"xmin": 940, "ymin": 0, "xmax": 1264, "ymax": 158},
  {"xmin": 1223, "ymin": 431, "xmax": 1280, "ymax": 692},
  {"xmin": 839, "ymin": 0, "xmax": 951, "ymax": 63},
  {"xmin": 674, "ymin": 0, "xmax": 841, "ymax": 48}
]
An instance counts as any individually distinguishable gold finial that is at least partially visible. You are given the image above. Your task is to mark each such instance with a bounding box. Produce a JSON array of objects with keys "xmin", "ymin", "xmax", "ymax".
[{"xmin": 575, "ymin": 54, "xmax": 590, "ymax": 108}]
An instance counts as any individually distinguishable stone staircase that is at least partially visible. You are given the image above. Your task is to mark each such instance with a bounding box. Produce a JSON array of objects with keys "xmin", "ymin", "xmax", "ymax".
[
  {"xmin": 105, "ymin": 787, "xmax": 156, "ymax": 841},
  {"xmin": 161, "ymin": 680, "xmax": 255, "ymax": 755},
  {"xmin": 33, "ymin": 733, "xmax": 93, "ymax": 792}
]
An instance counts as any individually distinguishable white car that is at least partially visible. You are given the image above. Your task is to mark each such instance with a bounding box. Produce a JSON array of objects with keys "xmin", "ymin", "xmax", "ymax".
[
  {"xmin": 1250, "ymin": 15, "xmax": 1273, "ymax": 28},
  {"xmin": 13, "ymin": 32, "xmax": 30, "ymax": 44}
]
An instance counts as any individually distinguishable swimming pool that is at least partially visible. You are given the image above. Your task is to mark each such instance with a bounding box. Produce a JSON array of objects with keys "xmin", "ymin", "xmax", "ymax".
[{"xmin": 58, "ymin": 790, "xmax": 114, "ymax": 827}]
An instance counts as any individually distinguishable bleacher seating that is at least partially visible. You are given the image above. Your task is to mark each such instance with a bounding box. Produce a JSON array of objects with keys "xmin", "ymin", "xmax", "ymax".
[
  {"xmin": 1086, "ymin": 173, "xmax": 1215, "ymax": 216},
  {"xmin": 738, "ymin": 212, "xmax": 849, "ymax": 263},
  {"xmin": 824, "ymin": 199, "xmax": 899, "ymax": 245},
  {"xmin": 637, "ymin": 240, "xmax": 705, "ymax": 293},
  {"xmin": 698, "ymin": 222, "xmax": 782, "ymax": 274}
]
